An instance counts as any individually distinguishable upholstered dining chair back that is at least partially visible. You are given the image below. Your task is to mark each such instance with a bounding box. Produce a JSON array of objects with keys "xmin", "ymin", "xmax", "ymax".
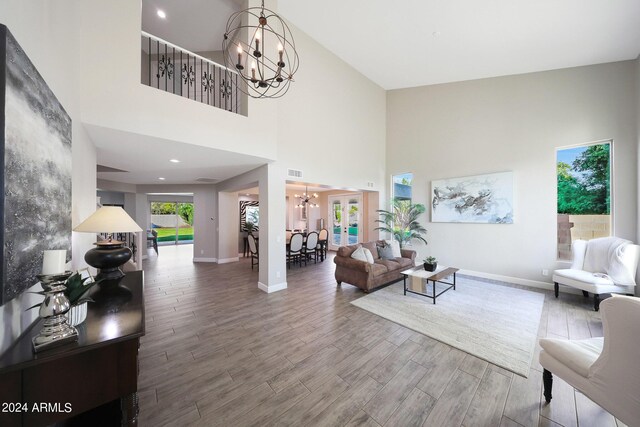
[
  {"xmin": 305, "ymin": 232, "xmax": 318, "ymax": 250},
  {"xmin": 289, "ymin": 233, "xmax": 303, "ymax": 252},
  {"xmin": 318, "ymin": 228, "xmax": 328, "ymax": 242},
  {"xmin": 247, "ymin": 234, "xmax": 258, "ymax": 254}
]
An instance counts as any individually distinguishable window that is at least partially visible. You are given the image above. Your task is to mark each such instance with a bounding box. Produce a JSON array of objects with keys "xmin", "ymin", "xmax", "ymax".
[
  {"xmin": 557, "ymin": 141, "xmax": 612, "ymax": 260},
  {"xmin": 392, "ymin": 173, "xmax": 413, "ymax": 203}
]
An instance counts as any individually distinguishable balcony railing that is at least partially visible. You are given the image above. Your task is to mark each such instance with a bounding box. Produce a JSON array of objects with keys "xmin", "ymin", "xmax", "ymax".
[{"xmin": 141, "ymin": 31, "xmax": 242, "ymax": 115}]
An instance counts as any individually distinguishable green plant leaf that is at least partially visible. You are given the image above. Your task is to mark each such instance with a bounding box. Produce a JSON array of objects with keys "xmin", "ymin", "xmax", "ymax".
[
  {"xmin": 26, "ymin": 302, "xmax": 43, "ymax": 311},
  {"xmin": 376, "ymin": 200, "xmax": 428, "ymax": 248}
]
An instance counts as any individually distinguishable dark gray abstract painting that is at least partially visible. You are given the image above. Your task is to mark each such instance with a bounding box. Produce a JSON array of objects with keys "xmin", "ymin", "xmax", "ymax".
[{"xmin": 0, "ymin": 25, "xmax": 72, "ymax": 305}]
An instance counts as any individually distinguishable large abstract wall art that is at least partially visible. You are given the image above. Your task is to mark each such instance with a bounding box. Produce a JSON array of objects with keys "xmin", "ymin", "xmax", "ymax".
[
  {"xmin": 0, "ymin": 25, "xmax": 72, "ymax": 305},
  {"xmin": 431, "ymin": 171, "xmax": 514, "ymax": 224}
]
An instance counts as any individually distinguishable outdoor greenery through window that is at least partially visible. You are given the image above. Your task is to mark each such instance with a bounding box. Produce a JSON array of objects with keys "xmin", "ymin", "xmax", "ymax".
[
  {"xmin": 150, "ymin": 202, "xmax": 195, "ymax": 244},
  {"xmin": 393, "ymin": 173, "xmax": 413, "ymax": 204},
  {"xmin": 557, "ymin": 141, "xmax": 612, "ymax": 260}
]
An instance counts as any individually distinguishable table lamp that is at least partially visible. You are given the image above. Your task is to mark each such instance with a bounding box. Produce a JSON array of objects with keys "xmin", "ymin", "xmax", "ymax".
[{"xmin": 74, "ymin": 206, "xmax": 143, "ymax": 281}]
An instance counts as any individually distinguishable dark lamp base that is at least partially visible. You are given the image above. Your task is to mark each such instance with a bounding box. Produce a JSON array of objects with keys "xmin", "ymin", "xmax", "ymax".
[{"xmin": 84, "ymin": 243, "xmax": 132, "ymax": 284}]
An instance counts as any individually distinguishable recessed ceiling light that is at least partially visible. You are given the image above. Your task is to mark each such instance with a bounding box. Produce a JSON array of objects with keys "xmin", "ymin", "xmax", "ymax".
[
  {"xmin": 432, "ymin": 31, "xmax": 441, "ymax": 38},
  {"xmin": 157, "ymin": 9, "xmax": 166, "ymax": 19},
  {"xmin": 158, "ymin": 177, "xmax": 166, "ymax": 180},
  {"xmin": 169, "ymin": 159, "xmax": 180, "ymax": 163}
]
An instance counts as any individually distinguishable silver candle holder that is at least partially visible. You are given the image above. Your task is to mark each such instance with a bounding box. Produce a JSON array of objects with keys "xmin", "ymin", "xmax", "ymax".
[{"xmin": 32, "ymin": 272, "xmax": 78, "ymax": 352}]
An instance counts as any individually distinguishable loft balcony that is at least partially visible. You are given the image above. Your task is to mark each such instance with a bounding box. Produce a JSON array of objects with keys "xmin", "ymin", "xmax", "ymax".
[{"xmin": 141, "ymin": 32, "xmax": 245, "ymax": 116}]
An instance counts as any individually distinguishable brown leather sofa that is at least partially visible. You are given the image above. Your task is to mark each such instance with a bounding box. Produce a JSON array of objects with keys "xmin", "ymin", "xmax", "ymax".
[{"xmin": 334, "ymin": 241, "xmax": 416, "ymax": 293}]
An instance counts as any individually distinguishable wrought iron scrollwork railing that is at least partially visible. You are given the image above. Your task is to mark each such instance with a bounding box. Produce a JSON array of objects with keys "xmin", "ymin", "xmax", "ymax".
[{"xmin": 141, "ymin": 31, "xmax": 241, "ymax": 114}]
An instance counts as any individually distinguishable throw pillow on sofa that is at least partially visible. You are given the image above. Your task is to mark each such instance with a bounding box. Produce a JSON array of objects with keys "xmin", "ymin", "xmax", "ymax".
[
  {"xmin": 352, "ymin": 246, "xmax": 374, "ymax": 264},
  {"xmin": 378, "ymin": 244, "xmax": 395, "ymax": 260},
  {"xmin": 385, "ymin": 239, "xmax": 402, "ymax": 258},
  {"xmin": 362, "ymin": 247, "xmax": 374, "ymax": 264}
]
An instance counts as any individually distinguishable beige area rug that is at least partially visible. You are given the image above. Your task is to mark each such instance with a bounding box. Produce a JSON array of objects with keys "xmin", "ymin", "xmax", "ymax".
[{"xmin": 350, "ymin": 276, "xmax": 544, "ymax": 377}]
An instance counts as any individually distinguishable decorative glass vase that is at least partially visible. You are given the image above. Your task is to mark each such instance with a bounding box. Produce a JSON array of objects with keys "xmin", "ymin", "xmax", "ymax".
[{"xmin": 66, "ymin": 302, "xmax": 87, "ymax": 327}]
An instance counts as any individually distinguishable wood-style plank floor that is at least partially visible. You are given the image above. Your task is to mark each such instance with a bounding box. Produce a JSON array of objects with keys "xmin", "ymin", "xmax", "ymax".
[{"xmin": 138, "ymin": 245, "xmax": 624, "ymax": 427}]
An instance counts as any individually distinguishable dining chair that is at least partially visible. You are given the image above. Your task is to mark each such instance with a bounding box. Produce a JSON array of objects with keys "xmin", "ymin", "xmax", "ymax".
[
  {"xmin": 247, "ymin": 233, "xmax": 259, "ymax": 270},
  {"xmin": 288, "ymin": 233, "xmax": 304, "ymax": 269},
  {"xmin": 302, "ymin": 231, "xmax": 319, "ymax": 265},
  {"xmin": 317, "ymin": 228, "xmax": 328, "ymax": 261}
]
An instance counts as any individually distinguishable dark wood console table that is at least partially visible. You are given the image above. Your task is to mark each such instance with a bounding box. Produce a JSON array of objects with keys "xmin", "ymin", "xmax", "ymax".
[{"xmin": 0, "ymin": 271, "xmax": 145, "ymax": 426}]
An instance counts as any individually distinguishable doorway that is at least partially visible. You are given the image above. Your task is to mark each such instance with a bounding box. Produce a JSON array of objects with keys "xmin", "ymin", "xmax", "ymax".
[
  {"xmin": 328, "ymin": 194, "xmax": 362, "ymax": 251},
  {"xmin": 150, "ymin": 202, "xmax": 194, "ymax": 245}
]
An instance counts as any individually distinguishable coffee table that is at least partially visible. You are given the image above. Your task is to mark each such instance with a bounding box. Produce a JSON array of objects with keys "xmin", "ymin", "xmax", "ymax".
[{"xmin": 401, "ymin": 266, "xmax": 459, "ymax": 304}]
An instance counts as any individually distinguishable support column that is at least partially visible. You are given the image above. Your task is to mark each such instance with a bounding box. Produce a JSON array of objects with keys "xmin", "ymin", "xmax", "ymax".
[
  {"xmin": 258, "ymin": 164, "xmax": 287, "ymax": 292},
  {"xmin": 218, "ymin": 191, "xmax": 240, "ymax": 263}
]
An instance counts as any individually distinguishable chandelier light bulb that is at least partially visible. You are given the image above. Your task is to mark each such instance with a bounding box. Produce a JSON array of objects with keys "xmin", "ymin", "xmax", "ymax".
[{"xmin": 236, "ymin": 44, "xmax": 243, "ymax": 70}]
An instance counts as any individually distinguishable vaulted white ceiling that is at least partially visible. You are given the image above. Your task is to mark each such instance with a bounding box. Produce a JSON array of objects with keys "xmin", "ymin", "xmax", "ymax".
[
  {"xmin": 141, "ymin": 0, "xmax": 242, "ymax": 53},
  {"xmin": 278, "ymin": 0, "xmax": 640, "ymax": 90}
]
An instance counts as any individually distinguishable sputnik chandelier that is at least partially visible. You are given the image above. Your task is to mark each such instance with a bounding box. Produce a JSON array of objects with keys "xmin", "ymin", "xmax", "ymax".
[
  {"xmin": 295, "ymin": 187, "xmax": 318, "ymax": 209},
  {"xmin": 222, "ymin": 0, "xmax": 299, "ymax": 99}
]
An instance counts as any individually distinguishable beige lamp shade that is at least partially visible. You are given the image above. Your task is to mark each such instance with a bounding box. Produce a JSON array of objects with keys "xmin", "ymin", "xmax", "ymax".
[{"xmin": 74, "ymin": 206, "xmax": 143, "ymax": 233}]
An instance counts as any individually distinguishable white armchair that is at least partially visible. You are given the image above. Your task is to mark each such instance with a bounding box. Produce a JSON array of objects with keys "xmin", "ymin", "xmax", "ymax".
[
  {"xmin": 553, "ymin": 237, "xmax": 639, "ymax": 311},
  {"xmin": 539, "ymin": 295, "xmax": 640, "ymax": 426}
]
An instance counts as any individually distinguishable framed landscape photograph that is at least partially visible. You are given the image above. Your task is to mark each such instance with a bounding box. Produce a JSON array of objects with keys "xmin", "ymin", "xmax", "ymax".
[{"xmin": 431, "ymin": 171, "xmax": 514, "ymax": 224}]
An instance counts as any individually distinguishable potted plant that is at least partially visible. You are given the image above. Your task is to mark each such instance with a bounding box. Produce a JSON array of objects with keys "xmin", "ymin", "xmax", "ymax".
[
  {"xmin": 64, "ymin": 271, "xmax": 100, "ymax": 326},
  {"xmin": 375, "ymin": 200, "xmax": 428, "ymax": 248},
  {"xmin": 423, "ymin": 256, "xmax": 437, "ymax": 272}
]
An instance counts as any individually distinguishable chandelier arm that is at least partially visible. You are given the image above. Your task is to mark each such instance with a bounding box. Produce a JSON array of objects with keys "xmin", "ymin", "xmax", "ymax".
[{"xmin": 229, "ymin": 28, "xmax": 290, "ymax": 77}]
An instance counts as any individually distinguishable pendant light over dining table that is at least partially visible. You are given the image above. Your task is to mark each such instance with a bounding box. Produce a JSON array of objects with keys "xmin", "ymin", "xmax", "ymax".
[{"xmin": 222, "ymin": 0, "xmax": 299, "ymax": 99}]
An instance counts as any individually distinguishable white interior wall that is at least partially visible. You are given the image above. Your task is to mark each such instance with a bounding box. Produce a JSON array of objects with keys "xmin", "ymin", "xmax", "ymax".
[
  {"xmin": 193, "ymin": 186, "xmax": 217, "ymax": 261},
  {"xmin": 387, "ymin": 61, "xmax": 638, "ymax": 284},
  {"xmin": 78, "ymin": 0, "xmax": 279, "ymax": 162},
  {"xmin": 134, "ymin": 194, "xmax": 150, "ymax": 235},
  {"xmin": 0, "ymin": 0, "xmax": 97, "ymax": 354},
  {"xmin": 636, "ymin": 55, "xmax": 640, "ymax": 295},
  {"xmin": 275, "ymin": 20, "xmax": 387, "ymax": 200},
  {"xmin": 218, "ymin": 191, "xmax": 241, "ymax": 262},
  {"xmin": 123, "ymin": 192, "xmax": 137, "ymax": 218},
  {"xmin": 97, "ymin": 190, "xmax": 125, "ymax": 205}
]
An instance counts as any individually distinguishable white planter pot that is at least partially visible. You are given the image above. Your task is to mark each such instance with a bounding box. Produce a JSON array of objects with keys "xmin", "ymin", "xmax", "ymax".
[{"xmin": 66, "ymin": 302, "xmax": 87, "ymax": 327}]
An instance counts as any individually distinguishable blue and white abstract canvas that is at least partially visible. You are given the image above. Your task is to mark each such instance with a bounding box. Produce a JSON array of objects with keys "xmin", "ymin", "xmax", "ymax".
[{"xmin": 431, "ymin": 171, "xmax": 514, "ymax": 223}]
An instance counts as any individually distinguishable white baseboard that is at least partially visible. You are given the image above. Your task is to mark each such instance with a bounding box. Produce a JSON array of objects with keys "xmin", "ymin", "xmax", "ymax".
[
  {"xmin": 258, "ymin": 281, "xmax": 288, "ymax": 293},
  {"xmin": 217, "ymin": 257, "xmax": 239, "ymax": 264},
  {"xmin": 193, "ymin": 257, "xmax": 217, "ymax": 263},
  {"xmin": 459, "ymin": 269, "xmax": 582, "ymax": 295}
]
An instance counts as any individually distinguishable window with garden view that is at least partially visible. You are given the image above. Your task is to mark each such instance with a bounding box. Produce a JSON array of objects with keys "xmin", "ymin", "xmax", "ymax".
[
  {"xmin": 150, "ymin": 202, "xmax": 195, "ymax": 245},
  {"xmin": 393, "ymin": 173, "xmax": 413, "ymax": 204},
  {"xmin": 557, "ymin": 141, "xmax": 611, "ymax": 260}
]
